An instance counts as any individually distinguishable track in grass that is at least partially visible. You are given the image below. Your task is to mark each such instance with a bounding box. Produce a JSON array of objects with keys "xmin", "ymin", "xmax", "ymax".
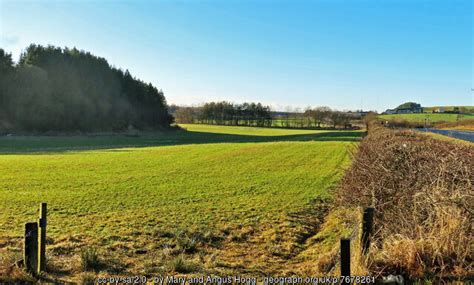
[{"xmin": 0, "ymin": 125, "xmax": 361, "ymax": 280}]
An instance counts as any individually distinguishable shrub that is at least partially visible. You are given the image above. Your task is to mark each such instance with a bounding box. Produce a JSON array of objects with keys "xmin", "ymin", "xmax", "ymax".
[
  {"xmin": 80, "ymin": 247, "xmax": 101, "ymax": 272},
  {"xmin": 176, "ymin": 233, "xmax": 199, "ymax": 254},
  {"xmin": 336, "ymin": 124, "xmax": 473, "ymax": 278},
  {"xmin": 170, "ymin": 256, "xmax": 198, "ymax": 273}
]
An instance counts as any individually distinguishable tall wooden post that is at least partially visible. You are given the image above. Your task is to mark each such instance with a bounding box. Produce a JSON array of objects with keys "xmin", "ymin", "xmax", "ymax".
[
  {"xmin": 24, "ymin": 222, "xmax": 38, "ymax": 275},
  {"xmin": 38, "ymin": 202, "xmax": 47, "ymax": 272},
  {"xmin": 361, "ymin": 207, "xmax": 374, "ymax": 255},
  {"xmin": 340, "ymin": 239, "xmax": 351, "ymax": 285}
]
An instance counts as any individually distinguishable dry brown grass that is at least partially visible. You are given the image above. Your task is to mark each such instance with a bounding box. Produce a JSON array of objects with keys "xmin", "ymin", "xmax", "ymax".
[
  {"xmin": 0, "ymin": 250, "xmax": 37, "ymax": 283},
  {"xmin": 434, "ymin": 119, "xmax": 474, "ymax": 131},
  {"xmin": 336, "ymin": 124, "xmax": 473, "ymax": 279},
  {"xmin": 296, "ymin": 207, "xmax": 369, "ymax": 276},
  {"xmin": 384, "ymin": 118, "xmax": 425, "ymax": 128}
]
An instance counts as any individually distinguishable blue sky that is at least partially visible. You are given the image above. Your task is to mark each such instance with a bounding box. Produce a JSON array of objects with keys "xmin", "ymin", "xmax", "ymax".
[{"xmin": 1, "ymin": 0, "xmax": 472, "ymax": 111}]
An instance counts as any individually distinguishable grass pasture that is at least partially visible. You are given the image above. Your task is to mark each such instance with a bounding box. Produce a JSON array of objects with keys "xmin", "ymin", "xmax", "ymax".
[
  {"xmin": 0, "ymin": 125, "xmax": 359, "ymax": 153},
  {"xmin": 0, "ymin": 125, "xmax": 361, "ymax": 282},
  {"xmin": 378, "ymin": 113, "xmax": 474, "ymax": 123}
]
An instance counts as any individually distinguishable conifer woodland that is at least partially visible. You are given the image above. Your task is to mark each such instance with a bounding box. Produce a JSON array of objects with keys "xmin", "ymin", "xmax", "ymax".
[{"xmin": 0, "ymin": 45, "xmax": 173, "ymax": 132}]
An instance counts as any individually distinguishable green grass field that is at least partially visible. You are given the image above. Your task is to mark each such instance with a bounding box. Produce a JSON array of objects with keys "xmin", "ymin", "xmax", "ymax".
[
  {"xmin": 179, "ymin": 123, "xmax": 323, "ymax": 136},
  {"xmin": 379, "ymin": 113, "xmax": 474, "ymax": 123},
  {"xmin": 0, "ymin": 125, "xmax": 359, "ymax": 153},
  {"xmin": 0, "ymin": 125, "xmax": 361, "ymax": 281}
]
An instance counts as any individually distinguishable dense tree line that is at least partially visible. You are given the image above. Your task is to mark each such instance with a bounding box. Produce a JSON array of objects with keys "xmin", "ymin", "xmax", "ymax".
[
  {"xmin": 271, "ymin": 107, "xmax": 357, "ymax": 128},
  {"xmin": 303, "ymin": 107, "xmax": 355, "ymax": 128},
  {"xmin": 172, "ymin": 103, "xmax": 363, "ymax": 129},
  {"xmin": 172, "ymin": 101, "xmax": 273, "ymax": 127},
  {"xmin": 0, "ymin": 45, "xmax": 173, "ymax": 132}
]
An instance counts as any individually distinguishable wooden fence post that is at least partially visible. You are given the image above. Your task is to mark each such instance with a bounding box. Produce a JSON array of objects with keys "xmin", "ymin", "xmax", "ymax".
[
  {"xmin": 24, "ymin": 222, "xmax": 38, "ymax": 275},
  {"xmin": 340, "ymin": 238, "xmax": 351, "ymax": 284},
  {"xmin": 361, "ymin": 207, "xmax": 374, "ymax": 255},
  {"xmin": 38, "ymin": 202, "xmax": 47, "ymax": 273}
]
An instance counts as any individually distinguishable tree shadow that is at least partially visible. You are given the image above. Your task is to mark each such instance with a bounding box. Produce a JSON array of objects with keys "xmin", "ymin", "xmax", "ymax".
[{"xmin": 0, "ymin": 129, "xmax": 363, "ymax": 155}]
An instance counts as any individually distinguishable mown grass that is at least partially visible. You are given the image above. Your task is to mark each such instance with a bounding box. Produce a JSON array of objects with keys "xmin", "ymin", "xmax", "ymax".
[
  {"xmin": 378, "ymin": 113, "xmax": 474, "ymax": 123},
  {"xmin": 0, "ymin": 124, "xmax": 361, "ymax": 282},
  {"xmin": 179, "ymin": 124, "xmax": 324, "ymax": 136},
  {"xmin": 0, "ymin": 125, "xmax": 360, "ymax": 153}
]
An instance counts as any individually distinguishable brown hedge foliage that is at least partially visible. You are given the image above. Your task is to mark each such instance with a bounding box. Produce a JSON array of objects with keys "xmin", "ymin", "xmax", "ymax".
[{"xmin": 336, "ymin": 124, "xmax": 473, "ymax": 278}]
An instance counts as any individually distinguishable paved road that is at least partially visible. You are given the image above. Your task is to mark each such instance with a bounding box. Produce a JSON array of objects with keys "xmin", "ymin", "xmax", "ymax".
[{"xmin": 418, "ymin": 128, "xmax": 474, "ymax": 143}]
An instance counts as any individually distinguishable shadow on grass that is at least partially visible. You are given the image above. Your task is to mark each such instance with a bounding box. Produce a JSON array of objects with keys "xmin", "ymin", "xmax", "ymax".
[{"xmin": 0, "ymin": 129, "xmax": 363, "ymax": 155}]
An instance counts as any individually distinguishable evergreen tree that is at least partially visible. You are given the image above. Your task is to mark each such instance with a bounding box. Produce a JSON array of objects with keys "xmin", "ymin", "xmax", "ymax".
[{"xmin": 0, "ymin": 45, "xmax": 173, "ymax": 132}]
